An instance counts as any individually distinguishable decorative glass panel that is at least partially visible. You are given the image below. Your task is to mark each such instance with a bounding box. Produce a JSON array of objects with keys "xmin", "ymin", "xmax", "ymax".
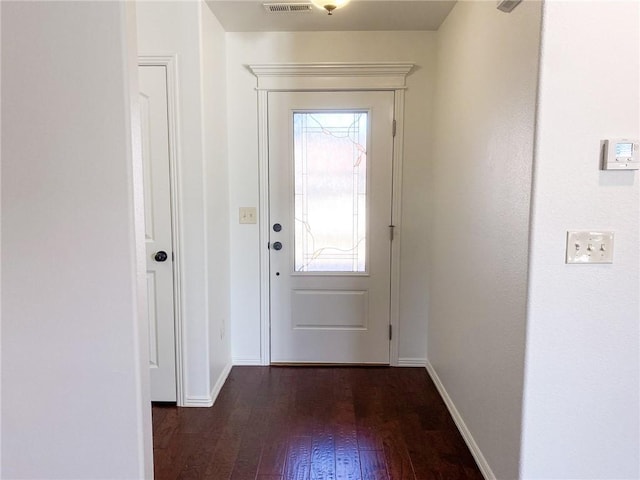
[{"xmin": 294, "ymin": 111, "xmax": 368, "ymax": 272}]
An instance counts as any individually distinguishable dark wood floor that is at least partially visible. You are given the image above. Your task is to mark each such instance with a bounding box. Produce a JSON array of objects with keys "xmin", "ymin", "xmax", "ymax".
[{"xmin": 152, "ymin": 366, "xmax": 483, "ymax": 480}]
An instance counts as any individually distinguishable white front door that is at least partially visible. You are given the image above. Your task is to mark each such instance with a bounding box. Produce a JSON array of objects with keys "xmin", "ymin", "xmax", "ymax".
[
  {"xmin": 139, "ymin": 65, "xmax": 177, "ymax": 401},
  {"xmin": 268, "ymin": 91, "xmax": 395, "ymax": 364}
]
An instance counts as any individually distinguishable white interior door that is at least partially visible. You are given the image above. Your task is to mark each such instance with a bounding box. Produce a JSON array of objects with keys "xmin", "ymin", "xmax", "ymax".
[
  {"xmin": 269, "ymin": 91, "xmax": 395, "ymax": 364},
  {"xmin": 139, "ymin": 65, "xmax": 177, "ymax": 401}
]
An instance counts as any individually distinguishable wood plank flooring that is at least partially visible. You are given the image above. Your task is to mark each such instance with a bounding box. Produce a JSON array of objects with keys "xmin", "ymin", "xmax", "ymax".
[{"xmin": 152, "ymin": 367, "xmax": 483, "ymax": 480}]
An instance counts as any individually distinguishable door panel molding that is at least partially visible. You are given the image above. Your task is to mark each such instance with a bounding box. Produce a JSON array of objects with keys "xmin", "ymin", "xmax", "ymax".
[
  {"xmin": 138, "ymin": 55, "xmax": 185, "ymax": 405},
  {"xmin": 291, "ymin": 289, "xmax": 369, "ymax": 330},
  {"xmin": 251, "ymin": 62, "xmax": 414, "ymax": 366}
]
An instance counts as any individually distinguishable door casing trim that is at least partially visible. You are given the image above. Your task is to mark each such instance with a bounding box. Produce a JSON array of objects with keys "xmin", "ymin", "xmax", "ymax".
[
  {"xmin": 250, "ymin": 62, "xmax": 414, "ymax": 367},
  {"xmin": 138, "ymin": 55, "xmax": 185, "ymax": 405}
]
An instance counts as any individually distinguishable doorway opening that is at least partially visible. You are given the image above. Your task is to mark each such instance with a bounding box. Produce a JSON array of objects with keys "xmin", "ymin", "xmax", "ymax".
[{"xmin": 250, "ymin": 63, "xmax": 413, "ymax": 366}]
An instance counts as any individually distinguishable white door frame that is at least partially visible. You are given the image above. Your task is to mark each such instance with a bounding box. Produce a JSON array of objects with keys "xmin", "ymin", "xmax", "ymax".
[
  {"xmin": 138, "ymin": 55, "xmax": 186, "ymax": 405},
  {"xmin": 249, "ymin": 62, "xmax": 414, "ymax": 367}
]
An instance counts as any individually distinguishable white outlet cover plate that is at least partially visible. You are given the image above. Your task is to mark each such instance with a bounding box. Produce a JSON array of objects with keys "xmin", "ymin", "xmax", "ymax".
[{"xmin": 566, "ymin": 231, "xmax": 614, "ymax": 264}]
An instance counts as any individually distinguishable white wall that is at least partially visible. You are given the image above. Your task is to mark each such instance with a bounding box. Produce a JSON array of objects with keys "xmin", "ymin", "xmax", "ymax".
[
  {"xmin": 521, "ymin": 1, "xmax": 640, "ymax": 478},
  {"xmin": 137, "ymin": 1, "xmax": 232, "ymax": 405},
  {"xmin": 226, "ymin": 31, "xmax": 436, "ymax": 365},
  {"xmin": 1, "ymin": 2, "xmax": 152, "ymax": 477},
  {"xmin": 427, "ymin": 2, "xmax": 542, "ymax": 478},
  {"xmin": 200, "ymin": 2, "xmax": 232, "ymax": 398}
]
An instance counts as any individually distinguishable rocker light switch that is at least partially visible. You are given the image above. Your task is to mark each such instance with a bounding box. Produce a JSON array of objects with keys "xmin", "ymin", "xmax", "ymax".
[{"xmin": 566, "ymin": 231, "xmax": 614, "ymax": 264}]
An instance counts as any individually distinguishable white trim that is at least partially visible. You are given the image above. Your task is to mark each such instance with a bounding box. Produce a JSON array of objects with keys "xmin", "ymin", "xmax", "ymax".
[
  {"xmin": 389, "ymin": 89, "xmax": 405, "ymax": 367},
  {"xmin": 249, "ymin": 62, "xmax": 413, "ymax": 91},
  {"xmin": 183, "ymin": 362, "xmax": 232, "ymax": 408},
  {"xmin": 257, "ymin": 89, "xmax": 271, "ymax": 366},
  {"xmin": 211, "ymin": 362, "xmax": 233, "ymax": 404},
  {"xmin": 251, "ymin": 63, "xmax": 413, "ymax": 366},
  {"xmin": 233, "ymin": 356, "xmax": 264, "ymax": 366},
  {"xmin": 249, "ymin": 62, "xmax": 414, "ymax": 78},
  {"xmin": 425, "ymin": 362, "xmax": 495, "ymax": 480},
  {"xmin": 183, "ymin": 395, "xmax": 213, "ymax": 408},
  {"xmin": 138, "ymin": 55, "xmax": 186, "ymax": 406},
  {"xmin": 397, "ymin": 357, "xmax": 427, "ymax": 367}
]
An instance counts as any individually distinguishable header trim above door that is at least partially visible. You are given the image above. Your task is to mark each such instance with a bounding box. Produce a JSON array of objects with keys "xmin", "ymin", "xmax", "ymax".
[
  {"xmin": 250, "ymin": 62, "xmax": 413, "ymax": 367},
  {"xmin": 248, "ymin": 62, "xmax": 414, "ymax": 91}
]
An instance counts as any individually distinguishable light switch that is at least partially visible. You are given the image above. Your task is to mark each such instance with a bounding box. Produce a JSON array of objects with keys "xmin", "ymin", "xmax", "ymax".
[
  {"xmin": 566, "ymin": 231, "xmax": 614, "ymax": 264},
  {"xmin": 239, "ymin": 207, "xmax": 257, "ymax": 224}
]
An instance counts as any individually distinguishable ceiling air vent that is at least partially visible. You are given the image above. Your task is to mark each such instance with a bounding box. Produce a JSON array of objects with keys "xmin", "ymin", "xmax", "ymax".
[
  {"xmin": 496, "ymin": 0, "xmax": 523, "ymax": 13},
  {"xmin": 263, "ymin": 3, "xmax": 313, "ymax": 13}
]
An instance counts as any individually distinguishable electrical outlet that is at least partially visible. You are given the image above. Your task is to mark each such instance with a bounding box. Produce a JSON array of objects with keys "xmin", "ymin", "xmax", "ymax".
[
  {"xmin": 239, "ymin": 207, "xmax": 257, "ymax": 224},
  {"xmin": 566, "ymin": 231, "xmax": 614, "ymax": 264}
]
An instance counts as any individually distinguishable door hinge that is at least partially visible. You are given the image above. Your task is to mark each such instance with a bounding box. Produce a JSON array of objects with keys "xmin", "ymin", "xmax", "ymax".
[
  {"xmin": 389, "ymin": 324, "xmax": 393, "ymax": 340},
  {"xmin": 392, "ymin": 119, "xmax": 397, "ymax": 137},
  {"xmin": 389, "ymin": 224, "xmax": 395, "ymax": 241}
]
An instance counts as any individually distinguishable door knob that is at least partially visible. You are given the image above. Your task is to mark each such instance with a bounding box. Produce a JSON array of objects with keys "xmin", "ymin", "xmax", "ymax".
[
  {"xmin": 154, "ymin": 251, "xmax": 168, "ymax": 262},
  {"xmin": 272, "ymin": 242, "xmax": 283, "ymax": 251}
]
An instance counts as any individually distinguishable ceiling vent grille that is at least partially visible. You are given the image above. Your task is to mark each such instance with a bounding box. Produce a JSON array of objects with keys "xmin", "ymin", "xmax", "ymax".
[
  {"xmin": 496, "ymin": 0, "xmax": 523, "ymax": 12},
  {"xmin": 263, "ymin": 3, "xmax": 313, "ymax": 13}
]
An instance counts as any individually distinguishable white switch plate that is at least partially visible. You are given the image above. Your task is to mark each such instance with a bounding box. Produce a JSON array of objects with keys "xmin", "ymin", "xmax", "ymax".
[
  {"xmin": 239, "ymin": 207, "xmax": 257, "ymax": 224},
  {"xmin": 566, "ymin": 231, "xmax": 614, "ymax": 264}
]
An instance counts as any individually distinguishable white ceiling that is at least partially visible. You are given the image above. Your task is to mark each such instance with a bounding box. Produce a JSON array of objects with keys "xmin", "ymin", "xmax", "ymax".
[{"xmin": 205, "ymin": 0, "xmax": 456, "ymax": 32}]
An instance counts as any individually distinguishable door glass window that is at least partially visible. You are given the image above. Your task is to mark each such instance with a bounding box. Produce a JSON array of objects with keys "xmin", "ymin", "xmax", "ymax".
[{"xmin": 293, "ymin": 111, "xmax": 368, "ymax": 272}]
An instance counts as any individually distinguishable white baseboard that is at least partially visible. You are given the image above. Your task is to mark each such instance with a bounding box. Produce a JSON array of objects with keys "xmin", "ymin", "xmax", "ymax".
[
  {"xmin": 210, "ymin": 361, "xmax": 232, "ymax": 405},
  {"xmin": 183, "ymin": 362, "xmax": 232, "ymax": 408},
  {"xmin": 397, "ymin": 357, "xmax": 427, "ymax": 367},
  {"xmin": 425, "ymin": 361, "xmax": 495, "ymax": 480},
  {"xmin": 232, "ymin": 356, "xmax": 263, "ymax": 366},
  {"xmin": 183, "ymin": 395, "xmax": 214, "ymax": 407}
]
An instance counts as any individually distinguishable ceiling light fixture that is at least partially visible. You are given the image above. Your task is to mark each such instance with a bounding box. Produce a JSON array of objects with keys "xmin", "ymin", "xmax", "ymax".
[{"xmin": 310, "ymin": 0, "xmax": 350, "ymax": 15}]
